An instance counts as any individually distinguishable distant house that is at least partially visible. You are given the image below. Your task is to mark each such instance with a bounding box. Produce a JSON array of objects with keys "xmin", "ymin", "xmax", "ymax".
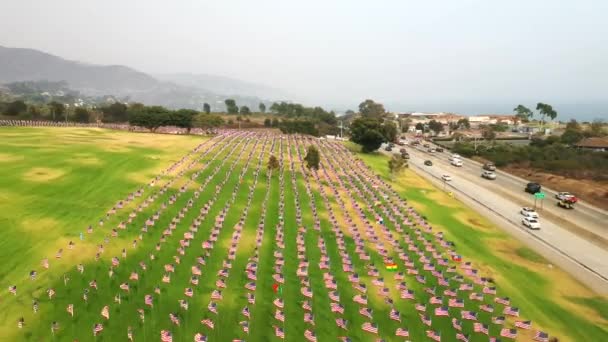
[{"xmin": 575, "ymin": 137, "xmax": 608, "ymax": 152}]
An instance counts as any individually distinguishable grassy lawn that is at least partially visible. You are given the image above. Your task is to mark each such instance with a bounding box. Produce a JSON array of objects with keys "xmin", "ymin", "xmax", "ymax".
[
  {"xmin": 349, "ymin": 142, "xmax": 608, "ymax": 342},
  {"xmin": 2, "ymin": 127, "xmax": 606, "ymax": 342}
]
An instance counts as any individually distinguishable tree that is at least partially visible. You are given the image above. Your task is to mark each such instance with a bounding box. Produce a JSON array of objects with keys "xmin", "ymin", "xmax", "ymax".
[
  {"xmin": 5, "ymin": 100, "xmax": 27, "ymax": 115},
  {"xmin": 259, "ymin": 103, "xmax": 266, "ymax": 113},
  {"xmin": 428, "ymin": 120, "xmax": 444, "ymax": 135},
  {"xmin": 268, "ymin": 155, "xmax": 279, "ymax": 171},
  {"xmin": 350, "ymin": 117, "xmax": 386, "ymax": 153},
  {"xmin": 457, "ymin": 118, "xmax": 470, "ymax": 129},
  {"xmin": 304, "ymin": 145, "xmax": 320, "ymax": 170},
  {"xmin": 382, "ymin": 121, "xmax": 398, "ymax": 142},
  {"xmin": 388, "ymin": 154, "xmax": 408, "ymax": 180},
  {"xmin": 482, "ymin": 127, "xmax": 496, "ymax": 141},
  {"xmin": 565, "ymin": 119, "xmax": 581, "ymax": 132},
  {"xmin": 49, "ymin": 101, "xmax": 65, "ymax": 121},
  {"xmin": 589, "ymin": 119, "xmax": 607, "ymax": 137},
  {"xmin": 264, "ymin": 118, "xmax": 271, "ymax": 127},
  {"xmin": 195, "ymin": 113, "xmax": 225, "ymax": 129},
  {"xmin": 240, "ymin": 106, "xmax": 251, "ymax": 115},
  {"xmin": 100, "ymin": 102, "xmax": 128, "ymax": 122},
  {"xmin": 224, "ymin": 99, "xmax": 238, "ymax": 114},
  {"xmin": 415, "ymin": 123, "xmax": 424, "ymax": 131},
  {"xmin": 128, "ymin": 105, "xmax": 170, "ymax": 132},
  {"xmin": 358, "ymin": 99, "xmax": 386, "ymax": 118},
  {"xmin": 74, "ymin": 107, "xmax": 90, "ymax": 123},
  {"xmin": 203, "ymin": 103, "xmax": 211, "ymax": 114},
  {"xmin": 272, "ymin": 118, "xmax": 279, "ymax": 127},
  {"xmin": 169, "ymin": 109, "xmax": 197, "ymax": 133},
  {"xmin": 513, "ymin": 104, "xmax": 533, "ymax": 122},
  {"xmin": 560, "ymin": 129, "xmax": 584, "ymax": 145},
  {"xmin": 536, "ymin": 103, "xmax": 557, "ymax": 128}
]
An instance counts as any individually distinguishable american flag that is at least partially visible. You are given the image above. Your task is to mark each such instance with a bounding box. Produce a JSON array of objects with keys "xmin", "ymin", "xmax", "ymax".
[
  {"xmin": 515, "ymin": 320, "xmax": 532, "ymax": 329},
  {"xmin": 301, "ymin": 287, "xmax": 313, "ymax": 298},
  {"xmin": 201, "ymin": 318, "xmax": 214, "ymax": 329},
  {"xmin": 185, "ymin": 288, "xmax": 194, "ymax": 297},
  {"xmin": 331, "ymin": 303, "xmax": 344, "ymax": 314},
  {"xmin": 389, "ymin": 308, "xmax": 400, "ymax": 322},
  {"xmin": 449, "ymin": 298, "xmax": 464, "ymax": 307},
  {"xmin": 67, "ymin": 304, "xmax": 74, "ymax": 317},
  {"xmin": 165, "ymin": 264, "xmax": 175, "ymax": 272},
  {"xmin": 179, "ymin": 299, "xmax": 189, "ymax": 310},
  {"xmin": 415, "ymin": 303, "xmax": 426, "ymax": 312},
  {"xmin": 426, "ymin": 330, "xmax": 441, "ymax": 342},
  {"xmin": 460, "ymin": 283, "xmax": 473, "ymax": 291},
  {"xmin": 452, "ymin": 318, "xmax": 462, "ymax": 331},
  {"xmin": 336, "ymin": 318, "xmax": 347, "ymax": 329},
  {"xmin": 241, "ymin": 306, "xmax": 250, "ymax": 318},
  {"xmin": 420, "ymin": 313, "xmax": 432, "ymax": 326},
  {"xmin": 112, "ymin": 257, "xmax": 120, "ymax": 267},
  {"xmin": 208, "ymin": 302, "xmax": 217, "ymax": 314},
  {"xmin": 239, "ymin": 321, "xmax": 249, "ymax": 333},
  {"xmin": 93, "ymin": 323, "xmax": 104, "ymax": 336},
  {"xmin": 533, "ymin": 331, "xmax": 549, "ymax": 342},
  {"xmin": 396, "ymin": 327, "xmax": 409, "ymax": 337},
  {"xmin": 480, "ymin": 304, "xmax": 494, "ymax": 313},
  {"xmin": 170, "ymin": 313, "xmax": 180, "ymax": 326},
  {"xmin": 304, "ymin": 329, "xmax": 317, "ymax": 342},
  {"xmin": 503, "ymin": 306, "xmax": 519, "ymax": 316},
  {"xmin": 211, "ymin": 290, "xmax": 222, "ymax": 300},
  {"xmin": 407, "ymin": 268, "xmax": 419, "ymax": 275},
  {"xmin": 274, "ymin": 325, "xmax": 285, "ymax": 339},
  {"xmin": 101, "ymin": 306, "xmax": 110, "ymax": 320},
  {"xmin": 194, "ymin": 333, "xmax": 206, "ymax": 342},
  {"xmin": 359, "ymin": 307, "xmax": 373, "ymax": 319},
  {"xmin": 120, "ymin": 283, "xmax": 130, "ymax": 292},
  {"xmin": 474, "ymin": 323, "xmax": 489, "ymax": 335},
  {"xmin": 304, "ymin": 312, "xmax": 315, "ymax": 325},
  {"xmin": 495, "ymin": 296, "xmax": 510, "ymax": 305},
  {"xmin": 302, "ymin": 300, "xmax": 312, "ymax": 311},
  {"xmin": 500, "ymin": 328, "xmax": 517, "ymax": 339},
  {"xmin": 483, "ymin": 286, "xmax": 497, "ymax": 295},
  {"xmin": 462, "ymin": 310, "xmax": 477, "ymax": 321},
  {"xmin": 434, "ymin": 306, "xmax": 449, "ymax": 316},
  {"xmin": 430, "ymin": 296, "xmax": 443, "ymax": 305},
  {"xmin": 492, "ymin": 316, "xmax": 506, "ymax": 325},
  {"xmin": 138, "ymin": 309, "xmax": 145, "ymax": 323},
  {"xmin": 329, "ymin": 291, "xmax": 340, "ymax": 302},
  {"xmin": 353, "ymin": 294, "xmax": 367, "ymax": 305},
  {"xmin": 275, "ymin": 310, "xmax": 285, "ymax": 322},
  {"xmin": 361, "ymin": 322, "xmax": 378, "ymax": 334},
  {"xmin": 160, "ymin": 330, "xmax": 173, "ymax": 342},
  {"xmin": 129, "ymin": 272, "xmax": 139, "ymax": 281},
  {"xmin": 416, "ymin": 275, "xmax": 426, "ymax": 283},
  {"xmin": 438, "ymin": 277, "xmax": 450, "ymax": 286},
  {"xmin": 401, "ymin": 290, "xmax": 415, "ymax": 300},
  {"xmin": 245, "ymin": 282, "xmax": 256, "ymax": 291},
  {"xmin": 273, "ymin": 298, "xmax": 284, "ymax": 309},
  {"xmin": 145, "ymin": 295, "xmax": 153, "ymax": 307},
  {"xmin": 247, "ymin": 293, "xmax": 255, "ymax": 304},
  {"xmin": 163, "ymin": 274, "xmax": 171, "ymax": 283},
  {"xmin": 456, "ymin": 333, "xmax": 470, "ymax": 342}
]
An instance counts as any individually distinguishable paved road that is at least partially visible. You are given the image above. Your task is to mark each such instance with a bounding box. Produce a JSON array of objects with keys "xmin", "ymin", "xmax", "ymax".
[
  {"xmin": 407, "ymin": 143, "xmax": 608, "ymax": 249},
  {"xmin": 382, "ymin": 144, "xmax": 608, "ymax": 294}
]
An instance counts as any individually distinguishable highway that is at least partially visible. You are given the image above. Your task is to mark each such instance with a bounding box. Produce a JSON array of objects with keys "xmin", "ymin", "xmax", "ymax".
[
  {"xmin": 382, "ymin": 143, "xmax": 608, "ymax": 294},
  {"xmin": 408, "ymin": 142, "xmax": 608, "ymax": 249}
]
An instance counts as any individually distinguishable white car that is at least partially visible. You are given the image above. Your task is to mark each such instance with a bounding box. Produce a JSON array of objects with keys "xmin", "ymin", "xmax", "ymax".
[
  {"xmin": 522, "ymin": 217, "xmax": 541, "ymax": 230},
  {"xmin": 556, "ymin": 192, "xmax": 574, "ymax": 201},
  {"xmin": 451, "ymin": 159, "xmax": 463, "ymax": 167},
  {"xmin": 481, "ymin": 171, "xmax": 496, "ymax": 180},
  {"xmin": 520, "ymin": 207, "xmax": 539, "ymax": 218},
  {"xmin": 441, "ymin": 174, "xmax": 452, "ymax": 182}
]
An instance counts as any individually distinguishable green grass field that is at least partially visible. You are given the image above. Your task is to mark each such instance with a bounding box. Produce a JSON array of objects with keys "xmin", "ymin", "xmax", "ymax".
[{"xmin": 0, "ymin": 127, "xmax": 606, "ymax": 342}]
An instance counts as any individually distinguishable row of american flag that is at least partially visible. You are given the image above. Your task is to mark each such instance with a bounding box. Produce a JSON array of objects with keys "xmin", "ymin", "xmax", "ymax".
[{"xmin": 8, "ymin": 132, "xmax": 552, "ymax": 341}]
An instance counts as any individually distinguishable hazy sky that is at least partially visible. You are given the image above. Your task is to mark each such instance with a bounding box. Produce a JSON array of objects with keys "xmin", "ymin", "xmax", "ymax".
[{"xmin": 1, "ymin": 0, "xmax": 607, "ymax": 117}]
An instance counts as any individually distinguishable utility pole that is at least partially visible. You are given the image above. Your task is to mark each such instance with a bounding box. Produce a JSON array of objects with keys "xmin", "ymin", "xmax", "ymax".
[{"xmin": 339, "ymin": 121, "xmax": 344, "ymax": 138}]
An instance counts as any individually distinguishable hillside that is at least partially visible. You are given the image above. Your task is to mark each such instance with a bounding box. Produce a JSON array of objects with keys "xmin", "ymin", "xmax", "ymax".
[{"xmin": 0, "ymin": 45, "xmax": 278, "ymax": 110}]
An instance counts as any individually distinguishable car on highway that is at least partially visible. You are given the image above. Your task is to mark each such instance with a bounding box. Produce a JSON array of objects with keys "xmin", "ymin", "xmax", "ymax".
[
  {"xmin": 520, "ymin": 207, "xmax": 539, "ymax": 218},
  {"xmin": 451, "ymin": 159, "xmax": 463, "ymax": 167},
  {"xmin": 556, "ymin": 192, "xmax": 578, "ymax": 202},
  {"xmin": 449, "ymin": 154, "xmax": 461, "ymax": 162},
  {"xmin": 423, "ymin": 143, "xmax": 430, "ymax": 148},
  {"xmin": 481, "ymin": 171, "xmax": 496, "ymax": 180},
  {"xmin": 483, "ymin": 162, "xmax": 496, "ymax": 171},
  {"xmin": 441, "ymin": 174, "xmax": 452, "ymax": 182},
  {"xmin": 525, "ymin": 182, "xmax": 542, "ymax": 194},
  {"xmin": 424, "ymin": 160, "xmax": 433, "ymax": 166},
  {"xmin": 384, "ymin": 146, "xmax": 392, "ymax": 152},
  {"xmin": 428, "ymin": 148, "xmax": 436, "ymax": 153},
  {"xmin": 522, "ymin": 217, "xmax": 541, "ymax": 230},
  {"xmin": 400, "ymin": 148, "xmax": 407, "ymax": 154},
  {"xmin": 436, "ymin": 148, "xmax": 444, "ymax": 152},
  {"xmin": 402, "ymin": 153, "xmax": 410, "ymax": 159}
]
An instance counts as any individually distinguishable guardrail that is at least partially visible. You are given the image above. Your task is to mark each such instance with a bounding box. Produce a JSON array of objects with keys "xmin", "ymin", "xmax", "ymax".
[{"xmin": 409, "ymin": 160, "xmax": 608, "ymax": 284}]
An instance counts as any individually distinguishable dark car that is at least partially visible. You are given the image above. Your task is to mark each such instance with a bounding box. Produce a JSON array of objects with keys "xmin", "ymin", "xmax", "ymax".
[
  {"xmin": 385, "ymin": 146, "xmax": 392, "ymax": 152},
  {"xmin": 424, "ymin": 160, "xmax": 433, "ymax": 166},
  {"xmin": 436, "ymin": 148, "xmax": 444, "ymax": 152},
  {"xmin": 402, "ymin": 153, "xmax": 410, "ymax": 159},
  {"xmin": 400, "ymin": 148, "xmax": 407, "ymax": 154},
  {"xmin": 483, "ymin": 163, "xmax": 496, "ymax": 171},
  {"xmin": 525, "ymin": 182, "xmax": 541, "ymax": 194},
  {"xmin": 423, "ymin": 143, "xmax": 430, "ymax": 148}
]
